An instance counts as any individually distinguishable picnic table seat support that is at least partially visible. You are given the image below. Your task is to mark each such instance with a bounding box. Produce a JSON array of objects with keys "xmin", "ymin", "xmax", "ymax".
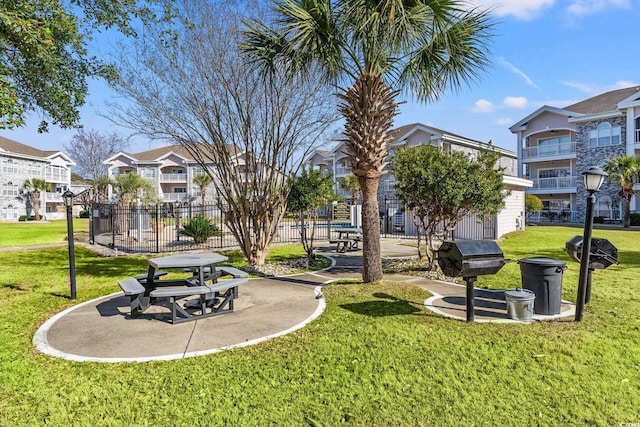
[
  {"xmin": 330, "ymin": 239, "xmax": 358, "ymax": 253},
  {"xmin": 118, "ymin": 278, "xmax": 146, "ymax": 318},
  {"xmin": 148, "ymin": 278, "xmax": 248, "ymax": 324}
]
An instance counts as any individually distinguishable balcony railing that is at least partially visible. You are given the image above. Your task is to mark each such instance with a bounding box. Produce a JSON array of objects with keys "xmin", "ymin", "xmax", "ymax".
[
  {"xmin": 160, "ymin": 173, "xmax": 187, "ymax": 182},
  {"xmin": 531, "ymin": 176, "xmax": 577, "ymax": 190},
  {"xmin": 522, "ymin": 142, "xmax": 576, "ymax": 159},
  {"xmin": 45, "ymin": 172, "xmax": 69, "ymax": 182},
  {"xmin": 44, "ymin": 191, "xmax": 63, "ymax": 202},
  {"xmin": 163, "ymin": 193, "xmax": 190, "ymax": 201},
  {"xmin": 335, "ymin": 166, "xmax": 351, "ymax": 175},
  {"xmin": 635, "ymin": 129, "xmax": 640, "ymax": 143}
]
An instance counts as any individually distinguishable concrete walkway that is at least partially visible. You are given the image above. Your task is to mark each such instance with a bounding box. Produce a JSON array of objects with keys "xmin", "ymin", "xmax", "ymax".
[{"xmin": 33, "ymin": 239, "xmax": 575, "ymax": 363}]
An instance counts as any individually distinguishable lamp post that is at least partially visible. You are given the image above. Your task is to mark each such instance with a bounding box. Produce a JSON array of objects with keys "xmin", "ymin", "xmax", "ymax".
[
  {"xmin": 575, "ymin": 166, "xmax": 607, "ymax": 321},
  {"xmin": 63, "ymin": 190, "xmax": 77, "ymax": 300}
]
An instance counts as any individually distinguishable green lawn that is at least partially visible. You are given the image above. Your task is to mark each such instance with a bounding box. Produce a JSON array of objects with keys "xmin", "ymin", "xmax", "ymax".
[
  {"xmin": 0, "ymin": 226, "xmax": 639, "ymax": 425},
  {"xmin": 0, "ymin": 219, "xmax": 90, "ymax": 247}
]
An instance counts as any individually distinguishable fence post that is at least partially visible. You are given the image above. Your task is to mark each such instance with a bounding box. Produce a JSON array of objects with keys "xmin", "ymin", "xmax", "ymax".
[
  {"xmin": 110, "ymin": 204, "xmax": 115, "ymax": 248},
  {"xmin": 155, "ymin": 204, "xmax": 160, "ymax": 253}
]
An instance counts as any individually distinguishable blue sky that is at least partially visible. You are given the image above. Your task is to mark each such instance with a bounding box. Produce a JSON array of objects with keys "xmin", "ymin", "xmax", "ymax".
[{"xmin": 1, "ymin": 0, "xmax": 638, "ymax": 155}]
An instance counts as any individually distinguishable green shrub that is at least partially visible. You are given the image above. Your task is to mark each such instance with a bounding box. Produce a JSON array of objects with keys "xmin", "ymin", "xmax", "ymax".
[
  {"xmin": 630, "ymin": 213, "xmax": 640, "ymax": 226},
  {"xmin": 593, "ymin": 216, "xmax": 605, "ymax": 224},
  {"xmin": 178, "ymin": 215, "xmax": 222, "ymax": 244},
  {"xmin": 79, "ymin": 210, "xmax": 90, "ymax": 218},
  {"xmin": 18, "ymin": 215, "xmax": 27, "ymax": 222}
]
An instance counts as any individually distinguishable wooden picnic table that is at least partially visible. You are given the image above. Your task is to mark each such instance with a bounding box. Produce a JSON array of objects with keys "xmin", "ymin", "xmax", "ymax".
[{"xmin": 332, "ymin": 227, "xmax": 363, "ymax": 253}]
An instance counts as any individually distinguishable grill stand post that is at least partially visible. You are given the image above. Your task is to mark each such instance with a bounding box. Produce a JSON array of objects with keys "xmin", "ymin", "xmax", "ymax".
[
  {"xmin": 464, "ymin": 276, "xmax": 477, "ymax": 322},
  {"xmin": 585, "ymin": 267, "xmax": 594, "ymax": 304}
]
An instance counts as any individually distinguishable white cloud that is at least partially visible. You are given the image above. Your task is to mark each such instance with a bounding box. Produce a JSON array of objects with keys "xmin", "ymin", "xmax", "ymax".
[
  {"xmin": 472, "ymin": 0, "xmax": 555, "ymax": 20},
  {"xmin": 472, "ymin": 99, "xmax": 495, "ymax": 113},
  {"xmin": 503, "ymin": 96, "xmax": 528, "ymax": 109},
  {"xmin": 562, "ymin": 80, "xmax": 640, "ymax": 96},
  {"xmin": 567, "ymin": 0, "xmax": 631, "ymax": 16},
  {"xmin": 494, "ymin": 117, "xmax": 513, "ymax": 126},
  {"xmin": 497, "ymin": 57, "xmax": 540, "ymax": 89}
]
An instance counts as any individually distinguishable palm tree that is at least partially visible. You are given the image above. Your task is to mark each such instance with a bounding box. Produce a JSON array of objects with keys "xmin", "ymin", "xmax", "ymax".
[
  {"xmin": 602, "ymin": 155, "xmax": 640, "ymax": 228},
  {"xmin": 113, "ymin": 173, "xmax": 155, "ymax": 206},
  {"xmin": 91, "ymin": 175, "xmax": 114, "ymax": 202},
  {"xmin": 243, "ymin": 0, "xmax": 494, "ymax": 281},
  {"xmin": 112, "ymin": 173, "xmax": 156, "ymax": 233},
  {"xmin": 339, "ymin": 174, "xmax": 360, "ymax": 204},
  {"xmin": 22, "ymin": 178, "xmax": 50, "ymax": 220},
  {"xmin": 193, "ymin": 173, "xmax": 213, "ymax": 207}
]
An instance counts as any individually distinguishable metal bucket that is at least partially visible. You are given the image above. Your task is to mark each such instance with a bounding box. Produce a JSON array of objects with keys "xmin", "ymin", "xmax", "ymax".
[{"xmin": 505, "ymin": 288, "xmax": 535, "ymax": 321}]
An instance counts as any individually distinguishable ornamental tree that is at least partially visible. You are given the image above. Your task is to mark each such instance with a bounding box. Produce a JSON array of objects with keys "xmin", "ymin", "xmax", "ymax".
[{"xmin": 393, "ymin": 145, "xmax": 507, "ymax": 269}]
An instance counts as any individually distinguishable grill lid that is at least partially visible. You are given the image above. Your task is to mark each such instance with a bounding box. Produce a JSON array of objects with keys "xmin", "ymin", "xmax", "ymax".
[
  {"xmin": 564, "ymin": 236, "xmax": 619, "ymax": 269},
  {"xmin": 437, "ymin": 240, "xmax": 505, "ymax": 278}
]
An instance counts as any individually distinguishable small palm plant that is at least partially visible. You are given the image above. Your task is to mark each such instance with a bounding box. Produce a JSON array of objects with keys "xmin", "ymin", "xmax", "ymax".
[{"xmin": 179, "ymin": 215, "xmax": 222, "ymax": 244}]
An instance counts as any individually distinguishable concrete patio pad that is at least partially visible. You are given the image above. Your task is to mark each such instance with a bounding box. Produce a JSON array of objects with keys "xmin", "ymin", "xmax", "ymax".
[{"xmin": 34, "ymin": 276, "xmax": 324, "ymax": 363}]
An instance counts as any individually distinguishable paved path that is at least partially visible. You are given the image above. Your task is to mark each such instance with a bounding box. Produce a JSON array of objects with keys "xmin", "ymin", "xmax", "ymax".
[{"xmin": 32, "ymin": 239, "xmax": 575, "ymax": 363}]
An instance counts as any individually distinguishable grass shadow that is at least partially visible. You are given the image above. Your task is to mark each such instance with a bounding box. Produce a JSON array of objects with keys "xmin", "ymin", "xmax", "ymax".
[{"xmin": 339, "ymin": 292, "xmax": 422, "ymax": 317}]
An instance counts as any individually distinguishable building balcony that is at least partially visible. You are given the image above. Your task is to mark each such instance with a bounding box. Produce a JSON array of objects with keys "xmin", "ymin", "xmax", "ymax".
[
  {"xmin": 163, "ymin": 193, "xmax": 190, "ymax": 202},
  {"xmin": 528, "ymin": 176, "xmax": 577, "ymax": 193},
  {"xmin": 160, "ymin": 173, "xmax": 187, "ymax": 182},
  {"xmin": 45, "ymin": 173, "xmax": 69, "ymax": 183},
  {"xmin": 44, "ymin": 191, "xmax": 63, "ymax": 202},
  {"xmin": 521, "ymin": 142, "xmax": 576, "ymax": 161},
  {"xmin": 635, "ymin": 129, "xmax": 640, "ymax": 143}
]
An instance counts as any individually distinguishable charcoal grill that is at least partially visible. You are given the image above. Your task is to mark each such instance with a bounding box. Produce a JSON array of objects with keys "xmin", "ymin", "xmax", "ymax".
[
  {"xmin": 437, "ymin": 240, "xmax": 506, "ymax": 322},
  {"xmin": 565, "ymin": 236, "xmax": 619, "ymax": 303}
]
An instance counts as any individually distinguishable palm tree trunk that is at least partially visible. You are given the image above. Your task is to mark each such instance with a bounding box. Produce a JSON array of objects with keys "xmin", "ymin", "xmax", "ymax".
[{"xmin": 358, "ymin": 176, "xmax": 383, "ymax": 281}]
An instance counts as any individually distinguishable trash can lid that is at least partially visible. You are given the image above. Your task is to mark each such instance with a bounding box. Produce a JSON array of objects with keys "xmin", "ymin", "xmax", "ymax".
[
  {"xmin": 518, "ymin": 257, "xmax": 567, "ymax": 267},
  {"xmin": 505, "ymin": 288, "xmax": 535, "ymax": 300}
]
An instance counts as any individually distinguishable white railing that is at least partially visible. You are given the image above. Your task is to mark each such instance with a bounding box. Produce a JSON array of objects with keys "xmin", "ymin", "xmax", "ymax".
[
  {"xmin": 45, "ymin": 172, "xmax": 68, "ymax": 182},
  {"xmin": 531, "ymin": 176, "xmax": 577, "ymax": 190},
  {"xmin": 335, "ymin": 166, "xmax": 351, "ymax": 175},
  {"xmin": 528, "ymin": 211, "xmax": 576, "ymax": 223},
  {"xmin": 522, "ymin": 142, "xmax": 576, "ymax": 159},
  {"xmin": 635, "ymin": 129, "xmax": 640, "ymax": 143},
  {"xmin": 44, "ymin": 192, "xmax": 63, "ymax": 201},
  {"xmin": 160, "ymin": 174, "xmax": 187, "ymax": 182},
  {"xmin": 162, "ymin": 193, "xmax": 189, "ymax": 201}
]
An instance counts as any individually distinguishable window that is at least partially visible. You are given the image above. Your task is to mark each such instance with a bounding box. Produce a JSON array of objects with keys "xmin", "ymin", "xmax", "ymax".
[
  {"xmin": 2, "ymin": 159, "xmax": 18, "ymax": 174},
  {"xmin": 171, "ymin": 169, "xmax": 185, "ymax": 174},
  {"xmin": 2, "ymin": 182, "xmax": 19, "ymax": 197},
  {"xmin": 191, "ymin": 166, "xmax": 204, "ymax": 176},
  {"xmin": 45, "ymin": 165, "xmax": 68, "ymax": 181},
  {"xmin": 139, "ymin": 167, "xmax": 155, "ymax": 178},
  {"xmin": 1, "ymin": 205, "xmax": 19, "ymax": 220},
  {"xmin": 538, "ymin": 135, "xmax": 571, "ymax": 156},
  {"xmin": 589, "ymin": 122, "xmax": 621, "ymax": 147},
  {"xmin": 27, "ymin": 163, "xmax": 41, "ymax": 176},
  {"xmin": 173, "ymin": 188, "xmax": 187, "ymax": 193}
]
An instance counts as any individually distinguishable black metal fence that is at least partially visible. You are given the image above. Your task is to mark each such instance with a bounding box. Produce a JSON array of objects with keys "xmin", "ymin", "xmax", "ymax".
[{"xmin": 90, "ymin": 198, "xmax": 496, "ymax": 254}]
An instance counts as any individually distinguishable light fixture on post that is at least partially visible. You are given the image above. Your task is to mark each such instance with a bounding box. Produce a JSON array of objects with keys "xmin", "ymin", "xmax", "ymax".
[
  {"xmin": 575, "ymin": 166, "xmax": 607, "ymax": 321},
  {"xmin": 63, "ymin": 190, "xmax": 77, "ymax": 300}
]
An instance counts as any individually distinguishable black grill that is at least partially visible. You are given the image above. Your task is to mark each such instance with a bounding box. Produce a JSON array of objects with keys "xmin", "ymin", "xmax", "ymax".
[
  {"xmin": 565, "ymin": 236, "xmax": 619, "ymax": 269},
  {"xmin": 436, "ymin": 240, "xmax": 505, "ymax": 322},
  {"xmin": 437, "ymin": 240, "xmax": 505, "ymax": 278}
]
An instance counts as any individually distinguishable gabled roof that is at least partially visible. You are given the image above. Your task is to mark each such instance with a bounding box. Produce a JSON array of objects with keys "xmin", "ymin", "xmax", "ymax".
[
  {"xmin": 509, "ymin": 106, "xmax": 578, "ymax": 131},
  {"xmin": 105, "ymin": 143, "xmax": 242, "ymax": 163},
  {"xmin": 0, "ymin": 135, "xmax": 52, "ymax": 158},
  {"xmin": 563, "ymin": 86, "xmax": 640, "ymax": 114}
]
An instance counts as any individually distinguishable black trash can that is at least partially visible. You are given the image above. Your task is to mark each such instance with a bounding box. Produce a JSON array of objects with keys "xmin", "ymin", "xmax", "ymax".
[{"xmin": 518, "ymin": 257, "xmax": 567, "ymax": 315}]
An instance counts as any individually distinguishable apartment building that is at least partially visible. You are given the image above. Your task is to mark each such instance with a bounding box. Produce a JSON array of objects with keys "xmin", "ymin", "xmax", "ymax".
[
  {"xmin": 510, "ymin": 86, "xmax": 640, "ymax": 222},
  {"xmin": 0, "ymin": 136, "xmax": 75, "ymax": 220},
  {"xmin": 309, "ymin": 123, "xmax": 531, "ymax": 238},
  {"xmin": 103, "ymin": 144, "xmax": 243, "ymax": 203}
]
